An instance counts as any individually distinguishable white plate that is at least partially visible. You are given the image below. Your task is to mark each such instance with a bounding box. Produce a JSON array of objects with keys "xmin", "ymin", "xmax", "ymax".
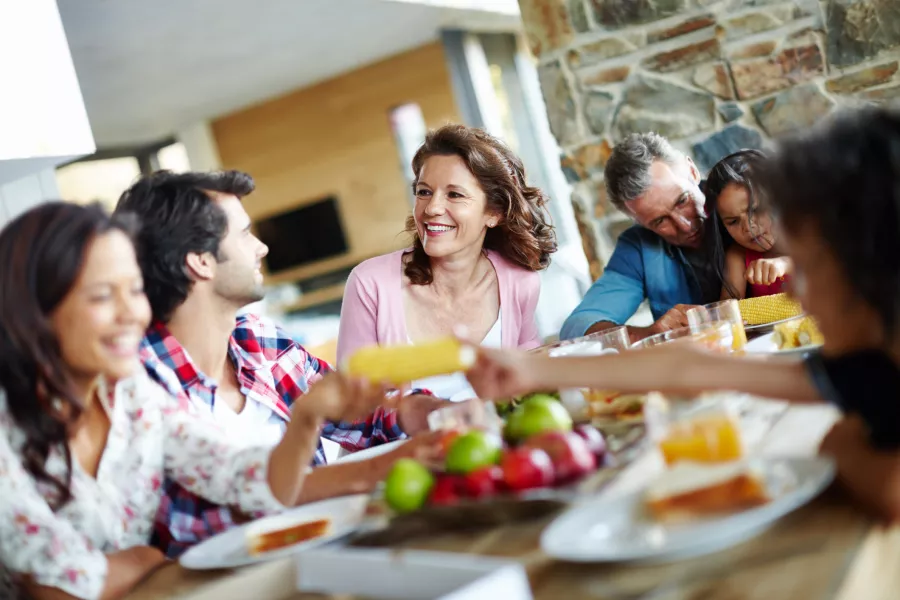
[
  {"xmin": 744, "ymin": 314, "xmax": 804, "ymax": 334},
  {"xmin": 745, "ymin": 332, "xmax": 823, "ymax": 356},
  {"xmin": 540, "ymin": 456, "xmax": 834, "ymax": 563},
  {"xmin": 179, "ymin": 494, "xmax": 370, "ymax": 570},
  {"xmin": 334, "ymin": 439, "xmax": 407, "ymax": 463}
]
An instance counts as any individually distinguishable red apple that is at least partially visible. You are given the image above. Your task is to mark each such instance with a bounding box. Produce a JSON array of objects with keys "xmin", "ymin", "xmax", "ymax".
[
  {"xmin": 501, "ymin": 448, "xmax": 555, "ymax": 491},
  {"xmin": 462, "ymin": 466, "xmax": 503, "ymax": 499},
  {"xmin": 428, "ymin": 474, "xmax": 463, "ymax": 506},
  {"xmin": 573, "ymin": 424, "xmax": 607, "ymax": 461},
  {"xmin": 523, "ymin": 431, "xmax": 597, "ymax": 483}
]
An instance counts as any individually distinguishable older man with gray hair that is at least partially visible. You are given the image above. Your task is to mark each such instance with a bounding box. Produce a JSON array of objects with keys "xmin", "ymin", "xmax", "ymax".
[{"xmin": 561, "ymin": 132, "xmax": 722, "ymax": 343}]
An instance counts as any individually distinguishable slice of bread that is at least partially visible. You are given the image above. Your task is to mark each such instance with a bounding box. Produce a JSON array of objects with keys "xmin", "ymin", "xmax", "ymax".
[
  {"xmin": 246, "ymin": 518, "xmax": 331, "ymax": 555},
  {"xmin": 645, "ymin": 461, "xmax": 770, "ymax": 522}
]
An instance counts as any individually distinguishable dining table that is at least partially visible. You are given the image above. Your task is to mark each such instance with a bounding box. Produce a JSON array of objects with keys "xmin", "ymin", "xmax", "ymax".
[{"xmin": 126, "ymin": 401, "xmax": 900, "ymax": 600}]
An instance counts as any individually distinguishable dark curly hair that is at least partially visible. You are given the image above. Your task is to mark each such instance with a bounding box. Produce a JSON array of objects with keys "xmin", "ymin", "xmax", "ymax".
[
  {"xmin": 115, "ymin": 170, "xmax": 254, "ymax": 322},
  {"xmin": 404, "ymin": 124, "xmax": 557, "ymax": 285},
  {"xmin": 702, "ymin": 148, "xmax": 768, "ymax": 299},
  {"xmin": 0, "ymin": 202, "xmax": 137, "ymax": 509},
  {"xmin": 760, "ymin": 107, "xmax": 900, "ymax": 335}
]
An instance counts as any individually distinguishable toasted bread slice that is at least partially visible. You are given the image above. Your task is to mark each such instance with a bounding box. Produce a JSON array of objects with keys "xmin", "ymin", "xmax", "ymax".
[
  {"xmin": 646, "ymin": 462, "xmax": 770, "ymax": 522},
  {"xmin": 246, "ymin": 518, "xmax": 331, "ymax": 555}
]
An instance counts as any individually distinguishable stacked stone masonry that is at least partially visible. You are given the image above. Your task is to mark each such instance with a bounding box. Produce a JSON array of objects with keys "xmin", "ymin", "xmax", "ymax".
[{"xmin": 522, "ymin": 0, "xmax": 900, "ymax": 276}]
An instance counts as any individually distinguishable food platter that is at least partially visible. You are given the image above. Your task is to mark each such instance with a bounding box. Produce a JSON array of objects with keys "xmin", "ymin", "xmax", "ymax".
[
  {"xmin": 540, "ymin": 457, "xmax": 834, "ymax": 563},
  {"xmin": 349, "ymin": 420, "xmax": 649, "ymax": 547}
]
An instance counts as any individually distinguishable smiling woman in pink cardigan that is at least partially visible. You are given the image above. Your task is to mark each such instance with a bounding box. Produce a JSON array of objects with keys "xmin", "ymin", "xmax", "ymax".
[{"xmin": 338, "ymin": 125, "xmax": 557, "ymax": 400}]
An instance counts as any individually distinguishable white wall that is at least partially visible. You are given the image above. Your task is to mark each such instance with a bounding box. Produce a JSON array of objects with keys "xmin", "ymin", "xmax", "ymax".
[
  {"xmin": 176, "ymin": 121, "xmax": 221, "ymax": 171},
  {"xmin": 0, "ymin": 169, "xmax": 59, "ymax": 230}
]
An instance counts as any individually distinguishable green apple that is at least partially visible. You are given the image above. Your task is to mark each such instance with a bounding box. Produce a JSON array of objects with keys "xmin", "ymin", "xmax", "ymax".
[
  {"xmin": 444, "ymin": 431, "xmax": 503, "ymax": 474},
  {"xmin": 384, "ymin": 459, "xmax": 435, "ymax": 513},
  {"xmin": 504, "ymin": 397, "xmax": 573, "ymax": 442}
]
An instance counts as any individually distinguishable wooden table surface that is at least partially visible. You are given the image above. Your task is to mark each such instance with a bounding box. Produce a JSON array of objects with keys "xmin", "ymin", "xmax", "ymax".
[{"xmin": 128, "ymin": 403, "xmax": 900, "ymax": 600}]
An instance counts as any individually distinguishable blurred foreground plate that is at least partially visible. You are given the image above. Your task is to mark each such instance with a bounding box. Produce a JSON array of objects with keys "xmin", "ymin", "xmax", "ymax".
[{"xmin": 540, "ymin": 456, "xmax": 834, "ymax": 563}]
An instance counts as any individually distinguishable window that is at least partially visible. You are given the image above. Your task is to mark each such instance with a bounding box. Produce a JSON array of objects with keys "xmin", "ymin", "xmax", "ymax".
[
  {"xmin": 56, "ymin": 157, "xmax": 141, "ymax": 211},
  {"xmin": 55, "ymin": 138, "xmax": 190, "ymax": 210}
]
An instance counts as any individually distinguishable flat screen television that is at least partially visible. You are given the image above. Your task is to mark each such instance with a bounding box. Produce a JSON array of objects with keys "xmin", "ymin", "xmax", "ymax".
[{"xmin": 254, "ymin": 196, "xmax": 349, "ymax": 275}]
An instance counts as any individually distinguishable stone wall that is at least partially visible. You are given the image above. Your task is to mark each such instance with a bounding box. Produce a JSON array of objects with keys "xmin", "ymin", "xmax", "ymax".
[{"xmin": 520, "ymin": 0, "xmax": 900, "ymax": 280}]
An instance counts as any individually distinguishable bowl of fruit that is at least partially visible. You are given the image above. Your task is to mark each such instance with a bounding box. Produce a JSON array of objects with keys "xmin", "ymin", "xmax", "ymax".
[{"xmin": 362, "ymin": 394, "xmax": 634, "ymax": 541}]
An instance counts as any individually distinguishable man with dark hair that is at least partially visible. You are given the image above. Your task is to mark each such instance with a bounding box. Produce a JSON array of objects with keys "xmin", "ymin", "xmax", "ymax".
[
  {"xmin": 561, "ymin": 132, "xmax": 721, "ymax": 342},
  {"xmin": 117, "ymin": 170, "xmax": 446, "ymax": 556}
]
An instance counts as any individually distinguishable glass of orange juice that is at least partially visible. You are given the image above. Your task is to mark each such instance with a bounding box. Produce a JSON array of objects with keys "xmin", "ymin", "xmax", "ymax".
[
  {"xmin": 657, "ymin": 405, "xmax": 744, "ymax": 465},
  {"xmin": 687, "ymin": 300, "xmax": 748, "ymax": 352}
]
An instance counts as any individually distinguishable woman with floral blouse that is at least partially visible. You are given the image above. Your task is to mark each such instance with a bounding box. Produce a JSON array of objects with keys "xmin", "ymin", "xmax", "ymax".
[{"xmin": 0, "ymin": 202, "xmax": 393, "ymax": 600}]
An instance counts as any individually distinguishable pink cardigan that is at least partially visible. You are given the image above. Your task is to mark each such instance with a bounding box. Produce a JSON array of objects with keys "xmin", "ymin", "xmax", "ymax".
[{"xmin": 337, "ymin": 249, "xmax": 542, "ymax": 365}]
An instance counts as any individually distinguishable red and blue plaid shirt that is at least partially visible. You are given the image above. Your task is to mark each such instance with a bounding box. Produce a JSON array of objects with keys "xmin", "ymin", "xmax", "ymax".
[{"xmin": 141, "ymin": 313, "xmax": 405, "ymax": 557}]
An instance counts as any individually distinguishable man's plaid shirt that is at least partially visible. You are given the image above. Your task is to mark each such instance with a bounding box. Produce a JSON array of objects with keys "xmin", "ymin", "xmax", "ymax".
[{"xmin": 140, "ymin": 313, "xmax": 405, "ymax": 557}]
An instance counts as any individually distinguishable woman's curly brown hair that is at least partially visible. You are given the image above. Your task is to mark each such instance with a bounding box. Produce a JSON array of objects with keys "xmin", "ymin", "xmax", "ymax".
[{"xmin": 404, "ymin": 124, "xmax": 557, "ymax": 285}]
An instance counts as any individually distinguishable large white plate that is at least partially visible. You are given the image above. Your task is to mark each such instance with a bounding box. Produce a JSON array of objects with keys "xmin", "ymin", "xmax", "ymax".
[
  {"xmin": 745, "ymin": 331, "xmax": 823, "ymax": 356},
  {"xmin": 179, "ymin": 494, "xmax": 370, "ymax": 570},
  {"xmin": 540, "ymin": 456, "xmax": 834, "ymax": 563},
  {"xmin": 334, "ymin": 439, "xmax": 407, "ymax": 463}
]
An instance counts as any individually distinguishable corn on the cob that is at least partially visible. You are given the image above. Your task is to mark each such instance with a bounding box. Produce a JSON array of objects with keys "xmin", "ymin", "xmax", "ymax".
[
  {"xmin": 797, "ymin": 317, "xmax": 824, "ymax": 346},
  {"xmin": 772, "ymin": 319, "xmax": 802, "ymax": 349},
  {"xmin": 773, "ymin": 316, "xmax": 823, "ymax": 349},
  {"xmin": 738, "ymin": 293, "xmax": 802, "ymax": 326},
  {"xmin": 342, "ymin": 338, "xmax": 476, "ymax": 385}
]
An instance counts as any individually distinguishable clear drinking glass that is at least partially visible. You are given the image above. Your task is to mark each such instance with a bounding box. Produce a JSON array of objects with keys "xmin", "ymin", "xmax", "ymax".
[
  {"xmin": 427, "ymin": 399, "xmax": 503, "ymax": 434},
  {"xmin": 687, "ymin": 299, "xmax": 748, "ymax": 352},
  {"xmin": 546, "ymin": 325, "xmax": 631, "ymax": 357},
  {"xmin": 657, "ymin": 402, "xmax": 744, "ymax": 465},
  {"xmin": 632, "ymin": 321, "xmax": 734, "ymax": 352},
  {"xmin": 546, "ymin": 326, "xmax": 631, "ymax": 420}
]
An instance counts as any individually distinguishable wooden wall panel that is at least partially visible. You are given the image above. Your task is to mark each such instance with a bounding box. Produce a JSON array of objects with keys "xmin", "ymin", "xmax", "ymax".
[{"xmin": 211, "ymin": 42, "xmax": 461, "ymax": 282}]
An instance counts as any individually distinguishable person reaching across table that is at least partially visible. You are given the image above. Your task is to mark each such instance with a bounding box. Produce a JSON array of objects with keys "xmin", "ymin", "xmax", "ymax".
[
  {"xmin": 465, "ymin": 107, "xmax": 900, "ymax": 521},
  {"xmin": 0, "ymin": 203, "xmax": 393, "ymax": 600}
]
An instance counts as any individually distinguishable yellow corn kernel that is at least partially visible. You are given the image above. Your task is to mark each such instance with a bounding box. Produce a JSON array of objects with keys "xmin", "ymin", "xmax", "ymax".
[
  {"xmin": 342, "ymin": 338, "xmax": 476, "ymax": 385},
  {"xmin": 738, "ymin": 293, "xmax": 803, "ymax": 326},
  {"xmin": 773, "ymin": 316, "xmax": 823, "ymax": 349},
  {"xmin": 772, "ymin": 319, "xmax": 802, "ymax": 349},
  {"xmin": 797, "ymin": 317, "xmax": 824, "ymax": 346}
]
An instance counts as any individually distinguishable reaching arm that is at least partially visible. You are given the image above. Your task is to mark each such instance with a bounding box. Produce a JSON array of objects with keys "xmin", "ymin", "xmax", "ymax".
[
  {"xmin": 467, "ymin": 344, "xmax": 822, "ymax": 404},
  {"xmin": 560, "ymin": 229, "xmax": 646, "ymax": 340},
  {"xmin": 161, "ymin": 373, "xmax": 393, "ymax": 508},
  {"xmin": 291, "ymin": 430, "xmax": 446, "ymax": 504}
]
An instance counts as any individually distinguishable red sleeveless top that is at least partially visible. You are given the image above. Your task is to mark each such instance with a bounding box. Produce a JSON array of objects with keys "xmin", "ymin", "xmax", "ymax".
[{"xmin": 745, "ymin": 248, "xmax": 790, "ymax": 297}]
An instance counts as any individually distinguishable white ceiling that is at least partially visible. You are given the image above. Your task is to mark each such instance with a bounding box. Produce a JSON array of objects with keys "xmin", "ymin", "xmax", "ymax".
[{"xmin": 56, "ymin": 0, "xmax": 520, "ymax": 147}]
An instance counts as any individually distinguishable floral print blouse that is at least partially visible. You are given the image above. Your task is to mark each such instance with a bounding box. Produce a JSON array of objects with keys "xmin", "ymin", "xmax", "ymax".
[{"xmin": 0, "ymin": 372, "xmax": 286, "ymax": 600}]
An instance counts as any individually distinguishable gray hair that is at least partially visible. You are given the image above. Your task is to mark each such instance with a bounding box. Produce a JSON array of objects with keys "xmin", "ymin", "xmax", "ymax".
[{"xmin": 604, "ymin": 132, "xmax": 683, "ymax": 211}]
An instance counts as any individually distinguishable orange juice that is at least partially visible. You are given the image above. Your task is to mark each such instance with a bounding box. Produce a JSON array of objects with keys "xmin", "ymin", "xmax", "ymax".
[
  {"xmin": 731, "ymin": 322, "xmax": 748, "ymax": 351},
  {"xmin": 658, "ymin": 414, "xmax": 743, "ymax": 464}
]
